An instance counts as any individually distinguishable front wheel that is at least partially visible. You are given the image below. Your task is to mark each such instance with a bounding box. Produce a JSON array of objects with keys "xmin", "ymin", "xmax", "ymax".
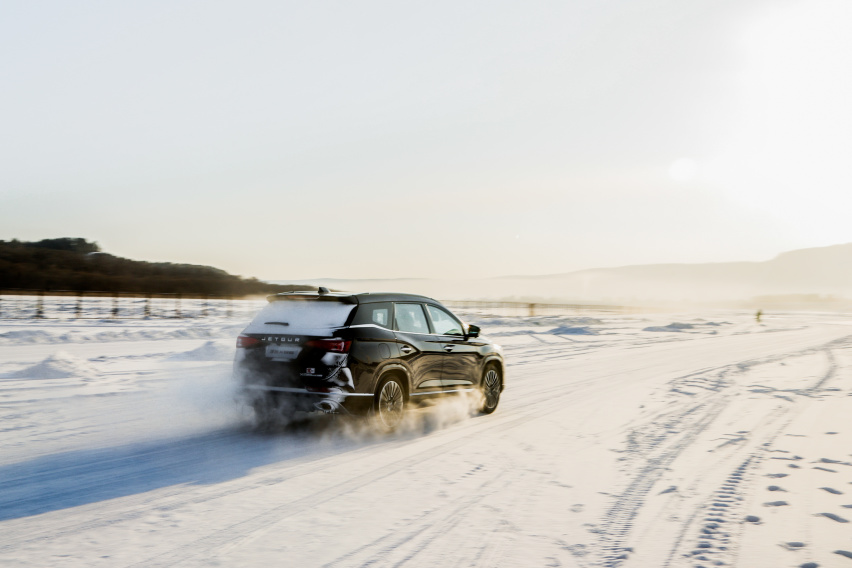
[
  {"xmin": 479, "ymin": 366, "xmax": 502, "ymax": 414},
  {"xmin": 373, "ymin": 376, "xmax": 406, "ymax": 431}
]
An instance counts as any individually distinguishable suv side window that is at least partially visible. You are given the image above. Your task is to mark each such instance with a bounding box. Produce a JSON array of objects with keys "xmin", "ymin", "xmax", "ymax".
[
  {"xmin": 351, "ymin": 302, "xmax": 392, "ymax": 329},
  {"xmin": 394, "ymin": 303, "xmax": 430, "ymax": 334},
  {"xmin": 426, "ymin": 305, "xmax": 464, "ymax": 336}
]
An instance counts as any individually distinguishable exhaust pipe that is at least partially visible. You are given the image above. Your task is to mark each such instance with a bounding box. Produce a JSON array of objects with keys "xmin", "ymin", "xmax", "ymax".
[{"xmin": 314, "ymin": 400, "xmax": 345, "ymax": 414}]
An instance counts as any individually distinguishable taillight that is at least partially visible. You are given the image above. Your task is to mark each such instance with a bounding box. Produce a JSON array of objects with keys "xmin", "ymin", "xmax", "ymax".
[
  {"xmin": 305, "ymin": 338, "xmax": 351, "ymax": 353},
  {"xmin": 237, "ymin": 335, "xmax": 262, "ymax": 348}
]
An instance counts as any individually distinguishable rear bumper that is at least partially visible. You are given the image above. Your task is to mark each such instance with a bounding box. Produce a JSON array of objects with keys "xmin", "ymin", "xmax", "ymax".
[{"xmin": 243, "ymin": 384, "xmax": 374, "ymax": 414}]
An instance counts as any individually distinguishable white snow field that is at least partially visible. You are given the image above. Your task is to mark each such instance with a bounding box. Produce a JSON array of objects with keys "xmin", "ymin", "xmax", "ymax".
[{"xmin": 2, "ymin": 306, "xmax": 852, "ymax": 568}]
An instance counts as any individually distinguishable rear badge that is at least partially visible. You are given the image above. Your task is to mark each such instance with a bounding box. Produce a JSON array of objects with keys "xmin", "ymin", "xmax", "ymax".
[
  {"xmin": 300, "ymin": 368, "xmax": 323, "ymax": 378},
  {"xmin": 265, "ymin": 344, "xmax": 300, "ymax": 360}
]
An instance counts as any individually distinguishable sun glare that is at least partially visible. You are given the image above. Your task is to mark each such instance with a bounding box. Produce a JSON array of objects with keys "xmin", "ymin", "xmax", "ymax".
[
  {"xmin": 668, "ymin": 158, "xmax": 697, "ymax": 182},
  {"xmin": 706, "ymin": 1, "xmax": 852, "ymax": 242}
]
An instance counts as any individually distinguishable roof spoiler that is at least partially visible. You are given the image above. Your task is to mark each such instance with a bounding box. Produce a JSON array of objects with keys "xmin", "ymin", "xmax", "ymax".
[{"xmin": 266, "ymin": 291, "xmax": 358, "ymax": 304}]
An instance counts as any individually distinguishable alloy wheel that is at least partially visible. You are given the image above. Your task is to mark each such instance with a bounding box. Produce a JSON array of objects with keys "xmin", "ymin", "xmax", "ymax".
[
  {"xmin": 377, "ymin": 379, "xmax": 405, "ymax": 430},
  {"xmin": 482, "ymin": 368, "xmax": 501, "ymax": 411}
]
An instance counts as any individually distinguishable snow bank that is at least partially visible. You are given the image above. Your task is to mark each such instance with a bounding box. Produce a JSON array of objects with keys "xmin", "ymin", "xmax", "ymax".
[
  {"xmin": 643, "ymin": 322, "xmax": 695, "ymax": 332},
  {"xmin": 476, "ymin": 315, "xmax": 603, "ymax": 337},
  {"xmin": 464, "ymin": 315, "xmax": 603, "ymax": 327},
  {"xmin": 7, "ymin": 351, "xmax": 98, "ymax": 381},
  {"xmin": 644, "ymin": 320, "xmax": 730, "ymax": 333},
  {"xmin": 548, "ymin": 325, "xmax": 597, "ymax": 336},
  {"xmin": 0, "ymin": 330, "xmax": 57, "ymax": 343},
  {"xmin": 167, "ymin": 341, "xmax": 235, "ymax": 362},
  {"xmin": 0, "ymin": 325, "xmax": 244, "ymax": 345}
]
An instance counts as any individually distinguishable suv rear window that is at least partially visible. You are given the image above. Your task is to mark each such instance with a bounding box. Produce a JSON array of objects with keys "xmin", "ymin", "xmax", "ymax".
[
  {"xmin": 351, "ymin": 302, "xmax": 392, "ymax": 329},
  {"xmin": 243, "ymin": 299, "xmax": 356, "ymax": 336}
]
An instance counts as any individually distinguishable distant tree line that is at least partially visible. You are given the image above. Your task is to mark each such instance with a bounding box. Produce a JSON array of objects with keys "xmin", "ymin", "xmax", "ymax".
[{"xmin": 0, "ymin": 238, "xmax": 316, "ymax": 296}]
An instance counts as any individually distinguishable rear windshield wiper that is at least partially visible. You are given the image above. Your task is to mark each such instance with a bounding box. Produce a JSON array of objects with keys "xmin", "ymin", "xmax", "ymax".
[{"xmin": 265, "ymin": 321, "xmax": 290, "ymax": 326}]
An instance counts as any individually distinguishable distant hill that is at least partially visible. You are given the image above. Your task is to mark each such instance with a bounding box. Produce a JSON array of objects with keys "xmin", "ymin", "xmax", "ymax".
[
  {"xmin": 280, "ymin": 243, "xmax": 852, "ymax": 305},
  {"xmin": 7, "ymin": 237, "xmax": 848, "ymax": 304},
  {"xmin": 521, "ymin": 242, "xmax": 852, "ymax": 303},
  {"xmin": 0, "ymin": 238, "xmax": 317, "ymax": 296}
]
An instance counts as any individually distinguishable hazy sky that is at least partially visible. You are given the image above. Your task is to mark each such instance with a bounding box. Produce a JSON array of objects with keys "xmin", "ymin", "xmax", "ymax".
[{"xmin": 2, "ymin": 0, "xmax": 851, "ymax": 280}]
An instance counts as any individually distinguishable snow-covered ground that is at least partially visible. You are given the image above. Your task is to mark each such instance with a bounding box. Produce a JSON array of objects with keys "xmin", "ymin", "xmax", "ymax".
[{"xmin": 2, "ymin": 307, "xmax": 852, "ymax": 567}]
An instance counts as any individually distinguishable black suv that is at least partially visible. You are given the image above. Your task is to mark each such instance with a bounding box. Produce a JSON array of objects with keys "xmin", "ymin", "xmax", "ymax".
[{"xmin": 235, "ymin": 290, "xmax": 505, "ymax": 430}]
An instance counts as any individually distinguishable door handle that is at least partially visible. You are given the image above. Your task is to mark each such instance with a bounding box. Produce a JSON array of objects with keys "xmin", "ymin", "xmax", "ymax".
[
  {"xmin": 400, "ymin": 345, "xmax": 413, "ymax": 354},
  {"xmin": 443, "ymin": 345, "xmax": 454, "ymax": 352}
]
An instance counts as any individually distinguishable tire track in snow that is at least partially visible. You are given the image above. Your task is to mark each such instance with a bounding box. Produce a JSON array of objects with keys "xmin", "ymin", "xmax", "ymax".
[
  {"xmin": 321, "ymin": 473, "xmax": 511, "ymax": 568},
  {"xmin": 594, "ymin": 342, "xmax": 845, "ymax": 567},
  {"xmin": 143, "ymin": 332, "xmax": 852, "ymax": 567},
  {"xmin": 668, "ymin": 346, "xmax": 843, "ymax": 568},
  {"xmin": 129, "ymin": 357, "xmax": 645, "ymax": 568},
  {"xmin": 126, "ymin": 408, "xmax": 556, "ymax": 568},
  {"xmin": 0, "ymin": 359, "xmax": 604, "ymax": 556},
  {"xmin": 661, "ymin": 405, "xmax": 792, "ymax": 568},
  {"xmin": 321, "ymin": 463, "xmax": 528, "ymax": 568},
  {"xmin": 596, "ymin": 398, "xmax": 730, "ymax": 567},
  {"xmin": 0, "ymin": 360, "xmax": 597, "ymax": 552},
  {"xmin": 3, "ymin": 325, "xmax": 848, "ymax": 565}
]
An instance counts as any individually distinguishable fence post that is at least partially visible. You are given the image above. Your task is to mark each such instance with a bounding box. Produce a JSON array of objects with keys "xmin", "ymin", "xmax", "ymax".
[
  {"xmin": 35, "ymin": 291, "xmax": 45, "ymax": 319},
  {"xmin": 175, "ymin": 294, "xmax": 182, "ymax": 318},
  {"xmin": 227, "ymin": 296, "xmax": 233, "ymax": 318},
  {"xmin": 202, "ymin": 295, "xmax": 208, "ymax": 317},
  {"xmin": 144, "ymin": 295, "xmax": 151, "ymax": 318},
  {"xmin": 76, "ymin": 293, "xmax": 83, "ymax": 318},
  {"xmin": 528, "ymin": 303, "xmax": 535, "ymax": 317},
  {"xmin": 111, "ymin": 293, "xmax": 119, "ymax": 318}
]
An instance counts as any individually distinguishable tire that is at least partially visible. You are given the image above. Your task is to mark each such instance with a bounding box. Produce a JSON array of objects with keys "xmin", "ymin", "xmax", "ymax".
[
  {"xmin": 479, "ymin": 365, "xmax": 502, "ymax": 414},
  {"xmin": 373, "ymin": 376, "xmax": 406, "ymax": 431}
]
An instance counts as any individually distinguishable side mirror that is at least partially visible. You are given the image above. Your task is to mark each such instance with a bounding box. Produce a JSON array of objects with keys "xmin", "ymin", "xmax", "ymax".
[{"xmin": 466, "ymin": 324, "xmax": 480, "ymax": 338}]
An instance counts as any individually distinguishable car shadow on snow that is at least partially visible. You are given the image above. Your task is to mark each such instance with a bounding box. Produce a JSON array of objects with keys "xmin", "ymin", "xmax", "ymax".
[
  {"xmin": 0, "ymin": 402, "xmax": 476, "ymax": 522},
  {"xmin": 0, "ymin": 417, "xmax": 384, "ymax": 522}
]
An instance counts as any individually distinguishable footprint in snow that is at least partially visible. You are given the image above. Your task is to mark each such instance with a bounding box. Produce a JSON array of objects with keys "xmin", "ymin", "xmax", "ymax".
[
  {"xmin": 764, "ymin": 501, "xmax": 789, "ymax": 507},
  {"xmin": 819, "ymin": 487, "xmax": 843, "ymax": 495},
  {"xmin": 818, "ymin": 457, "xmax": 851, "ymax": 465},
  {"xmin": 816, "ymin": 512, "xmax": 848, "ymax": 523},
  {"xmin": 780, "ymin": 542, "xmax": 806, "ymax": 551},
  {"xmin": 813, "ymin": 466, "xmax": 837, "ymax": 473},
  {"xmin": 563, "ymin": 544, "xmax": 588, "ymax": 557},
  {"xmin": 767, "ymin": 473, "xmax": 789, "ymax": 478},
  {"xmin": 767, "ymin": 485, "xmax": 787, "ymax": 492}
]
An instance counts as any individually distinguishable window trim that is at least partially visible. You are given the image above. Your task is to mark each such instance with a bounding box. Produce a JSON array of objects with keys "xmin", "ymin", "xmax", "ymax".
[
  {"xmin": 370, "ymin": 305, "xmax": 391, "ymax": 329},
  {"xmin": 424, "ymin": 303, "xmax": 464, "ymax": 337},
  {"xmin": 392, "ymin": 302, "xmax": 433, "ymax": 334},
  {"xmin": 351, "ymin": 301, "xmax": 394, "ymax": 329}
]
